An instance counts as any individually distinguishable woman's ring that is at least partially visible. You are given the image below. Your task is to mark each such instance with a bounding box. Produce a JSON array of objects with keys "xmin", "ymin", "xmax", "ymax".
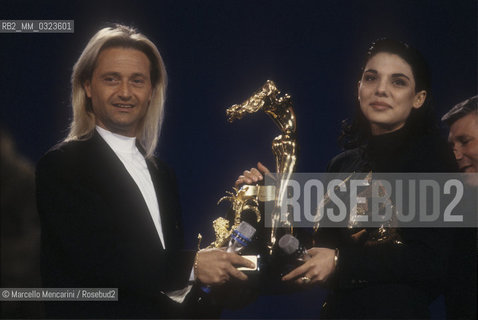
[{"xmin": 301, "ymin": 276, "xmax": 311, "ymax": 284}]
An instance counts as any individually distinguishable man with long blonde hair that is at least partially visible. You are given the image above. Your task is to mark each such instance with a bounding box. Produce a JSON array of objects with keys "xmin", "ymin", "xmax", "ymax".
[
  {"xmin": 36, "ymin": 24, "xmax": 253, "ymax": 318},
  {"xmin": 66, "ymin": 24, "xmax": 166, "ymax": 158}
]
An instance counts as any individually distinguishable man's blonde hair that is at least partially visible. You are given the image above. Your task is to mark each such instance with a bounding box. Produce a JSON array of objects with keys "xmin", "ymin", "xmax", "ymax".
[{"xmin": 66, "ymin": 24, "xmax": 167, "ymax": 158}]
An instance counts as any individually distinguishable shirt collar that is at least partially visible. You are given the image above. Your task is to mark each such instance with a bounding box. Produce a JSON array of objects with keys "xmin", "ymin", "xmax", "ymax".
[{"xmin": 96, "ymin": 126, "xmax": 137, "ymax": 154}]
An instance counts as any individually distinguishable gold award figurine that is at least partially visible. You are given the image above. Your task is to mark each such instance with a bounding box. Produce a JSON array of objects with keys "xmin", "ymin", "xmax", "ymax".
[
  {"xmin": 313, "ymin": 171, "xmax": 402, "ymax": 247},
  {"xmin": 208, "ymin": 80, "xmax": 298, "ymax": 254}
]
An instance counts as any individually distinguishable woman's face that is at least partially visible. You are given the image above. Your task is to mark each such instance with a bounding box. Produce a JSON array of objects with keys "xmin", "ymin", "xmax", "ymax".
[{"xmin": 358, "ymin": 52, "xmax": 427, "ymax": 135}]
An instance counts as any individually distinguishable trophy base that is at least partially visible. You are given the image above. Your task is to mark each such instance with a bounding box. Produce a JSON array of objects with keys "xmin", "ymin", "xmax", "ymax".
[{"xmin": 237, "ymin": 255, "xmax": 261, "ymax": 272}]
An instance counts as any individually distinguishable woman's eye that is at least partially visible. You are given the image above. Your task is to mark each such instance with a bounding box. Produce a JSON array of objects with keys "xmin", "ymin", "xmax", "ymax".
[
  {"xmin": 392, "ymin": 79, "xmax": 406, "ymax": 86},
  {"xmin": 364, "ymin": 75, "xmax": 376, "ymax": 81}
]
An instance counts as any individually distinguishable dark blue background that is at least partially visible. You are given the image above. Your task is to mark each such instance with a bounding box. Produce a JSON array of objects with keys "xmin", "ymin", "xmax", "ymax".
[{"xmin": 1, "ymin": 0, "xmax": 476, "ymax": 318}]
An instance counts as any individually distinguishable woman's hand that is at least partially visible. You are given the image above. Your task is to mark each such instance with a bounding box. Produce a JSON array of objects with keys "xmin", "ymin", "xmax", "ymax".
[
  {"xmin": 281, "ymin": 247, "xmax": 336, "ymax": 285},
  {"xmin": 235, "ymin": 162, "xmax": 271, "ymax": 188}
]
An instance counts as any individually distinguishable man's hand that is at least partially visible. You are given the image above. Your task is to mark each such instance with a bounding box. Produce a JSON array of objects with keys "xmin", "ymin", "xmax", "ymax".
[
  {"xmin": 195, "ymin": 249, "xmax": 255, "ymax": 285},
  {"xmin": 281, "ymin": 247, "xmax": 336, "ymax": 285},
  {"xmin": 235, "ymin": 162, "xmax": 271, "ymax": 187}
]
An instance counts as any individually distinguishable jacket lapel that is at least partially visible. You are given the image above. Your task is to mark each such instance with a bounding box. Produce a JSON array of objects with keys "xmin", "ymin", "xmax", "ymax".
[
  {"xmin": 146, "ymin": 159, "xmax": 173, "ymax": 251},
  {"xmin": 85, "ymin": 132, "xmax": 164, "ymax": 249}
]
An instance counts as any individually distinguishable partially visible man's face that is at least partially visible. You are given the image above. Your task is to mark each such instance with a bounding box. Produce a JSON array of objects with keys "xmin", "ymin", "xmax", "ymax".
[
  {"xmin": 448, "ymin": 113, "xmax": 478, "ymax": 173},
  {"xmin": 84, "ymin": 47, "xmax": 152, "ymax": 137}
]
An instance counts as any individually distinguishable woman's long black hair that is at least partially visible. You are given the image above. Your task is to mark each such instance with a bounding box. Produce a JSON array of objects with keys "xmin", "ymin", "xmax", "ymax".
[{"xmin": 339, "ymin": 38, "xmax": 437, "ymax": 149}]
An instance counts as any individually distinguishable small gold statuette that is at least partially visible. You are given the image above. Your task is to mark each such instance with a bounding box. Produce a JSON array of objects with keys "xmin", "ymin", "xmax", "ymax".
[
  {"xmin": 210, "ymin": 186, "xmax": 262, "ymax": 248},
  {"xmin": 314, "ymin": 171, "xmax": 402, "ymax": 246},
  {"xmin": 210, "ymin": 217, "xmax": 230, "ymax": 248},
  {"xmin": 213, "ymin": 80, "xmax": 298, "ymax": 254},
  {"xmin": 348, "ymin": 172, "xmax": 402, "ymax": 246}
]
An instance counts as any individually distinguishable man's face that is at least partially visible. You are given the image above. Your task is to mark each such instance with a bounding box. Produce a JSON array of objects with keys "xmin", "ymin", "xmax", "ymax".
[
  {"xmin": 84, "ymin": 47, "xmax": 153, "ymax": 137},
  {"xmin": 448, "ymin": 113, "xmax": 478, "ymax": 173}
]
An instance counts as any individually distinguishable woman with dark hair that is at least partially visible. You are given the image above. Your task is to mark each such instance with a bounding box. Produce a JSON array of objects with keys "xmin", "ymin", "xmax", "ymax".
[
  {"xmin": 237, "ymin": 38, "xmax": 457, "ymax": 318},
  {"xmin": 339, "ymin": 38, "xmax": 437, "ymax": 154}
]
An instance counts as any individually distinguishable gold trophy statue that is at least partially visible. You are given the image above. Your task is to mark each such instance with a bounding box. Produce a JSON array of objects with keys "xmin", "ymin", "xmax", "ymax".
[{"xmin": 208, "ymin": 80, "xmax": 297, "ymax": 255}]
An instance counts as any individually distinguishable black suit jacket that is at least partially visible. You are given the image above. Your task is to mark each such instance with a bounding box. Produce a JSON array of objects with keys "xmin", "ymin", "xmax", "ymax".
[{"xmin": 36, "ymin": 132, "xmax": 196, "ymax": 318}]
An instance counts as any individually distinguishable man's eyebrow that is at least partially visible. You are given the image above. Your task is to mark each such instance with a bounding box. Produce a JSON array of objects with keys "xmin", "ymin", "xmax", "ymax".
[
  {"xmin": 130, "ymin": 72, "xmax": 148, "ymax": 78},
  {"xmin": 364, "ymin": 69, "xmax": 377, "ymax": 74},
  {"xmin": 100, "ymin": 72, "xmax": 120, "ymax": 77},
  {"xmin": 450, "ymin": 134, "xmax": 472, "ymax": 143},
  {"xmin": 99, "ymin": 72, "xmax": 149, "ymax": 78},
  {"xmin": 458, "ymin": 134, "xmax": 473, "ymax": 140}
]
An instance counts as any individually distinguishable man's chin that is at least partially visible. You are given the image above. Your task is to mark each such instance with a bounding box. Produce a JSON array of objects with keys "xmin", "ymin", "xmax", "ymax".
[{"xmin": 103, "ymin": 122, "xmax": 137, "ymax": 137}]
